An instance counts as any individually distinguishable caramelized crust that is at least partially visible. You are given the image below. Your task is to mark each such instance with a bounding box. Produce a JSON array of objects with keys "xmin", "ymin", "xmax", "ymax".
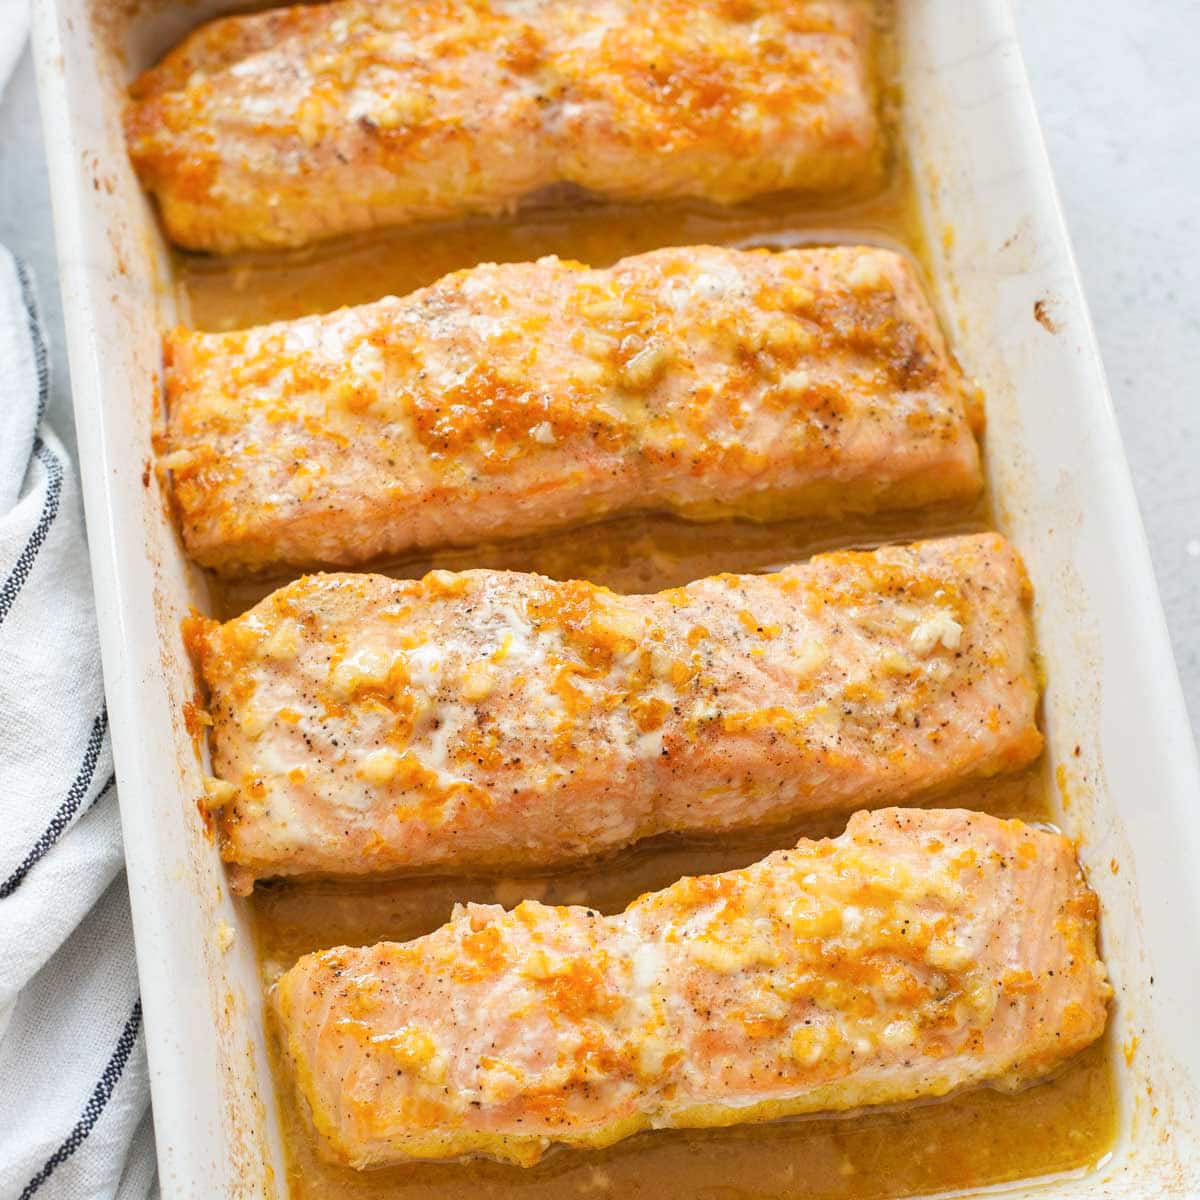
[
  {"xmin": 188, "ymin": 534, "xmax": 1043, "ymax": 890},
  {"xmin": 126, "ymin": 0, "xmax": 880, "ymax": 251},
  {"xmin": 273, "ymin": 807, "xmax": 1109, "ymax": 1168},
  {"xmin": 163, "ymin": 245, "xmax": 982, "ymax": 575}
]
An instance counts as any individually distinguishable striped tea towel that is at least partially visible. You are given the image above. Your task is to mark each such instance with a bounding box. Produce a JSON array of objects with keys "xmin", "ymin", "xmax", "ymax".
[{"xmin": 0, "ymin": 247, "xmax": 157, "ymax": 1196}]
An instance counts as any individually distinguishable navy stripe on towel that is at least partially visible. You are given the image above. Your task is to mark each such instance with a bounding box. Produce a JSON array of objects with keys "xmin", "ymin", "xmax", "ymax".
[
  {"xmin": 0, "ymin": 438, "xmax": 64, "ymax": 628},
  {"xmin": 19, "ymin": 999, "xmax": 144, "ymax": 1200},
  {"xmin": 0, "ymin": 711, "xmax": 110, "ymax": 899}
]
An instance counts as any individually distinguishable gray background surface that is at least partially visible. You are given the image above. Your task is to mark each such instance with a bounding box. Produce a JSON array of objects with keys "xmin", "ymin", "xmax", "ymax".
[{"xmin": 1, "ymin": 2, "xmax": 1197, "ymax": 740}]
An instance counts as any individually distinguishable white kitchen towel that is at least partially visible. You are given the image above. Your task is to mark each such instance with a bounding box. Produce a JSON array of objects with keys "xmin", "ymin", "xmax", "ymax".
[{"xmin": 0, "ymin": 247, "xmax": 156, "ymax": 1198}]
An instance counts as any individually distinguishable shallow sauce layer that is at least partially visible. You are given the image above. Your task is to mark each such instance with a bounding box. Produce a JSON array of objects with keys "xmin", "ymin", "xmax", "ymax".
[{"xmin": 174, "ymin": 7, "xmax": 1117, "ymax": 1194}]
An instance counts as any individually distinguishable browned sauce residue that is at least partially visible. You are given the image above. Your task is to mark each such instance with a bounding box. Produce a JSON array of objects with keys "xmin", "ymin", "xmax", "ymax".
[
  {"xmin": 194, "ymin": 795, "xmax": 215, "ymax": 840},
  {"xmin": 180, "ymin": 695, "xmax": 209, "ymax": 758},
  {"xmin": 164, "ymin": 3, "xmax": 1118, "ymax": 1196},
  {"xmin": 1034, "ymin": 298, "xmax": 1060, "ymax": 334}
]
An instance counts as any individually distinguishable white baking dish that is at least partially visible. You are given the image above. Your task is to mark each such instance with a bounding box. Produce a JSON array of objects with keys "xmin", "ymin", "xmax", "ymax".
[{"xmin": 29, "ymin": 0, "xmax": 1200, "ymax": 1195}]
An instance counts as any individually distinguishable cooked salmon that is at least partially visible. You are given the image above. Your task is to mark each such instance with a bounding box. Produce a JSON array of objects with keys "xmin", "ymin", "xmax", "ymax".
[
  {"xmin": 188, "ymin": 534, "xmax": 1042, "ymax": 892},
  {"xmin": 125, "ymin": 0, "xmax": 880, "ymax": 252},
  {"xmin": 162, "ymin": 245, "xmax": 982, "ymax": 576},
  {"xmin": 272, "ymin": 806, "xmax": 1109, "ymax": 1168}
]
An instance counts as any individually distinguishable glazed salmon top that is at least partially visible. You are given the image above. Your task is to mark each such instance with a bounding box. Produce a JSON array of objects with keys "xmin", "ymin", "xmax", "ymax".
[
  {"xmin": 162, "ymin": 245, "xmax": 982, "ymax": 575},
  {"xmin": 273, "ymin": 807, "xmax": 1109, "ymax": 1168},
  {"xmin": 126, "ymin": 0, "xmax": 880, "ymax": 251},
  {"xmin": 189, "ymin": 535, "xmax": 1042, "ymax": 890}
]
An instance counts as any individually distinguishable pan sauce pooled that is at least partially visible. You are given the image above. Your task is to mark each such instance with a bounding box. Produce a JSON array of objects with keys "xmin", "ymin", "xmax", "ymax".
[{"xmin": 127, "ymin": 0, "xmax": 1118, "ymax": 1192}]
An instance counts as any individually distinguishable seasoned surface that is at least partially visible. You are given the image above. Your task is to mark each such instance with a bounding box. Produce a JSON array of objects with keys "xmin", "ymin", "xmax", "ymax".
[
  {"xmin": 272, "ymin": 807, "xmax": 1109, "ymax": 1168},
  {"xmin": 163, "ymin": 245, "xmax": 982, "ymax": 575},
  {"xmin": 126, "ymin": 0, "xmax": 880, "ymax": 252},
  {"xmin": 188, "ymin": 534, "xmax": 1043, "ymax": 891}
]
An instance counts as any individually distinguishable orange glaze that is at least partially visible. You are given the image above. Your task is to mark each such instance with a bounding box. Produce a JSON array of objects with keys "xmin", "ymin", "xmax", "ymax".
[
  {"xmin": 163, "ymin": 244, "xmax": 981, "ymax": 576},
  {"xmin": 126, "ymin": 0, "xmax": 880, "ymax": 252},
  {"xmin": 189, "ymin": 534, "xmax": 1042, "ymax": 891},
  {"xmin": 148, "ymin": 4, "xmax": 1120, "ymax": 1191},
  {"xmin": 271, "ymin": 808, "xmax": 1109, "ymax": 1168}
]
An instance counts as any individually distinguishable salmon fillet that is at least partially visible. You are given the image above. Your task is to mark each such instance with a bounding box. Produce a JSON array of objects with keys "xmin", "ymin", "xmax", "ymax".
[
  {"xmin": 162, "ymin": 245, "xmax": 982, "ymax": 576},
  {"xmin": 272, "ymin": 807, "xmax": 1109, "ymax": 1168},
  {"xmin": 125, "ymin": 0, "xmax": 880, "ymax": 252},
  {"xmin": 189, "ymin": 534, "xmax": 1042, "ymax": 892}
]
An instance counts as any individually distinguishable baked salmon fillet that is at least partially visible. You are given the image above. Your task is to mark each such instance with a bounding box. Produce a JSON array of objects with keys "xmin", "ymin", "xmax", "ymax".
[
  {"xmin": 162, "ymin": 245, "xmax": 983, "ymax": 576},
  {"xmin": 272, "ymin": 807, "xmax": 1109, "ymax": 1168},
  {"xmin": 125, "ymin": 0, "xmax": 880, "ymax": 252},
  {"xmin": 188, "ymin": 534, "xmax": 1042, "ymax": 892}
]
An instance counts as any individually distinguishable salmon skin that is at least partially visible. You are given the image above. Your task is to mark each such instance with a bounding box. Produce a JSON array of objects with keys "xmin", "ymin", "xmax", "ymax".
[
  {"xmin": 162, "ymin": 245, "xmax": 983, "ymax": 576},
  {"xmin": 272, "ymin": 807, "xmax": 1109, "ymax": 1168},
  {"xmin": 125, "ymin": 0, "xmax": 880, "ymax": 252},
  {"xmin": 188, "ymin": 534, "xmax": 1043, "ymax": 892}
]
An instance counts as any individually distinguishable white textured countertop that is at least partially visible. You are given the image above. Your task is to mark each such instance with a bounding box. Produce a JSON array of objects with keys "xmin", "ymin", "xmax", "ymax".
[
  {"xmin": 1013, "ymin": 0, "xmax": 1200, "ymax": 741},
  {"xmin": 1, "ymin": 2, "xmax": 1197, "ymax": 740}
]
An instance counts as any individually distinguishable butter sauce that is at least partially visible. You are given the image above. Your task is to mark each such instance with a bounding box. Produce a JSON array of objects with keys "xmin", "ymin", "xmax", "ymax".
[{"xmin": 174, "ymin": 3, "xmax": 1118, "ymax": 1195}]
